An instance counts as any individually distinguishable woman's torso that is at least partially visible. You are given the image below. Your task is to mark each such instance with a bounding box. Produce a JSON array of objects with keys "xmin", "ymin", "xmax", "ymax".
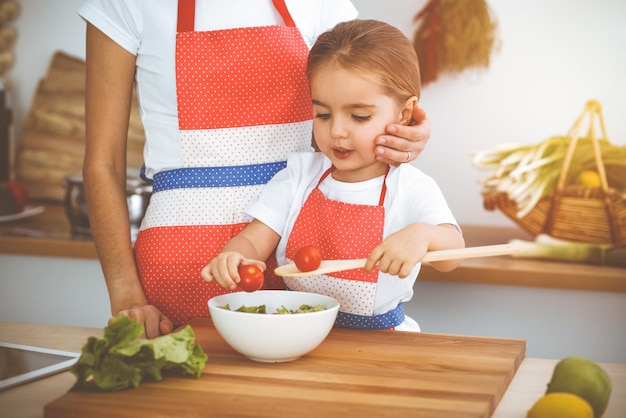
[{"xmin": 77, "ymin": 0, "xmax": 358, "ymax": 178}]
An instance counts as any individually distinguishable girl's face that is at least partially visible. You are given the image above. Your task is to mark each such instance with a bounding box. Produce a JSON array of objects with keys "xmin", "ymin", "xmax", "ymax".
[{"xmin": 310, "ymin": 64, "xmax": 416, "ymax": 183}]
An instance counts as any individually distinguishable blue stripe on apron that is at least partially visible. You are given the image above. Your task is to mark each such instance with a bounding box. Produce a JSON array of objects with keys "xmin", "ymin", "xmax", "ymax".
[
  {"xmin": 150, "ymin": 162, "xmax": 287, "ymax": 192},
  {"xmin": 334, "ymin": 303, "xmax": 405, "ymax": 329}
]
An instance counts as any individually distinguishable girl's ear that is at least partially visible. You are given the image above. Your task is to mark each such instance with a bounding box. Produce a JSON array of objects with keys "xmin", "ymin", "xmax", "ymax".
[{"xmin": 399, "ymin": 96, "xmax": 418, "ymax": 125}]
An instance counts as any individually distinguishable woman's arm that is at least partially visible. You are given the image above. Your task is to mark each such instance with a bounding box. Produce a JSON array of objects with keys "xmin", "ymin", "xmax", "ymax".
[{"xmin": 83, "ymin": 23, "xmax": 172, "ymax": 338}]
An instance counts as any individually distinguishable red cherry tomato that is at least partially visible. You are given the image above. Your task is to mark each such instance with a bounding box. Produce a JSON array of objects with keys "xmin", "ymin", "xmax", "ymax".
[
  {"xmin": 294, "ymin": 245, "xmax": 322, "ymax": 272},
  {"xmin": 237, "ymin": 264, "xmax": 264, "ymax": 292}
]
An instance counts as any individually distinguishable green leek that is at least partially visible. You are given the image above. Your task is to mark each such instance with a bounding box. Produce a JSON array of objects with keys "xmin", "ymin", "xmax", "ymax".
[{"xmin": 510, "ymin": 235, "xmax": 626, "ymax": 267}]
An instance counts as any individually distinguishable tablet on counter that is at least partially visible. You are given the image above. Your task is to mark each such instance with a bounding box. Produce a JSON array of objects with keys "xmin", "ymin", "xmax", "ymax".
[{"xmin": 0, "ymin": 342, "xmax": 80, "ymax": 391}]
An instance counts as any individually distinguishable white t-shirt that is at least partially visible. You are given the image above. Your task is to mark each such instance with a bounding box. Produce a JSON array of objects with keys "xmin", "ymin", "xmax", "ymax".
[
  {"xmin": 77, "ymin": 0, "xmax": 358, "ymax": 178},
  {"xmin": 246, "ymin": 152, "xmax": 460, "ymax": 319}
]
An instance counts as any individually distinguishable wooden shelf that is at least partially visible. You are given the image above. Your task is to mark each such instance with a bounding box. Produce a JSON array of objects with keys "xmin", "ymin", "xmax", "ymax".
[
  {"xmin": 420, "ymin": 225, "xmax": 626, "ymax": 292},
  {"xmin": 1, "ymin": 204, "xmax": 624, "ymax": 292},
  {"xmin": 420, "ymin": 256, "xmax": 626, "ymax": 292}
]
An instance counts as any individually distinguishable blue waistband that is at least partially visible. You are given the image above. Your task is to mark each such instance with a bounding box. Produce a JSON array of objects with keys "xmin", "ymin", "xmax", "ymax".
[
  {"xmin": 334, "ymin": 303, "xmax": 405, "ymax": 330},
  {"xmin": 150, "ymin": 162, "xmax": 287, "ymax": 192}
]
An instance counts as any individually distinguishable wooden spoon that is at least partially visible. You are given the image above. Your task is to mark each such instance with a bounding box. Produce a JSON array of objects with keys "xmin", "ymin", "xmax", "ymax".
[{"xmin": 274, "ymin": 243, "xmax": 519, "ymax": 277}]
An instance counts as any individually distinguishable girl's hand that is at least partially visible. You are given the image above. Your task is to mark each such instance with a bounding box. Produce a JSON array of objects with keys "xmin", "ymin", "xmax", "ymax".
[
  {"xmin": 375, "ymin": 106, "xmax": 430, "ymax": 165},
  {"xmin": 364, "ymin": 223, "xmax": 464, "ymax": 277},
  {"xmin": 201, "ymin": 252, "xmax": 266, "ymax": 291},
  {"xmin": 365, "ymin": 224, "xmax": 429, "ymax": 278},
  {"xmin": 110, "ymin": 304, "xmax": 174, "ymax": 339}
]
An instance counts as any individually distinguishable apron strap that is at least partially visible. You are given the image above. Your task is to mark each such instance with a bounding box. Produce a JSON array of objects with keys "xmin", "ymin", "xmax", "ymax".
[
  {"xmin": 177, "ymin": 0, "xmax": 195, "ymax": 33},
  {"xmin": 177, "ymin": 0, "xmax": 296, "ymax": 32},
  {"xmin": 378, "ymin": 166, "xmax": 390, "ymax": 206},
  {"xmin": 272, "ymin": 0, "xmax": 296, "ymax": 27},
  {"xmin": 317, "ymin": 166, "xmax": 390, "ymax": 206},
  {"xmin": 316, "ymin": 166, "xmax": 335, "ymax": 186}
]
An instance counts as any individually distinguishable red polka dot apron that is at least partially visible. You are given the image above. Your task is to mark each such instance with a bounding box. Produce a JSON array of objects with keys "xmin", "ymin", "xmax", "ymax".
[
  {"xmin": 284, "ymin": 167, "xmax": 405, "ymax": 329},
  {"xmin": 134, "ymin": 0, "xmax": 312, "ymax": 325}
]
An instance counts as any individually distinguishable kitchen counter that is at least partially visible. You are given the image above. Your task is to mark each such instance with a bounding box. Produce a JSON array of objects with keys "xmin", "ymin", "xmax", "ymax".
[
  {"xmin": 1, "ymin": 203, "xmax": 625, "ymax": 292},
  {"xmin": 0, "ymin": 203, "xmax": 96, "ymax": 259},
  {"xmin": 0, "ymin": 321, "xmax": 624, "ymax": 417}
]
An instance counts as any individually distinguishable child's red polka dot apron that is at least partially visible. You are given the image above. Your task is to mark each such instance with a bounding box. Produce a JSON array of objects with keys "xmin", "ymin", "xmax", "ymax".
[
  {"xmin": 134, "ymin": 0, "xmax": 312, "ymax": 325},
  {"xmin": 284, "ymin": 167, "xmax": 406, "ymax": 329}
]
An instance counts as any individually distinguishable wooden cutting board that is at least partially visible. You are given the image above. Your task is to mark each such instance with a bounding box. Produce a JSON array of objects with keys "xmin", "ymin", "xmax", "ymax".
[
  {"xmin": 14, "ymin": 51, "xmax": 145, "ymax": 200},
  {"xmin": 44, "ymin": 317, "xmax": 525, "ymax": 418}
]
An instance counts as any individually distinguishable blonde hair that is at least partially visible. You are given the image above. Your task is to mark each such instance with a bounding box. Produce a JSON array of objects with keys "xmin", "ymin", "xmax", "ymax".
[{"xmin": 307, "ymin": 19, "xmax": 421, "ymax": 103}]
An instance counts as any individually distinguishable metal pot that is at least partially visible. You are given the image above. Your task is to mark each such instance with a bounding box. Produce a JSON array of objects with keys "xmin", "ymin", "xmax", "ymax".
[{"xmin": 63, "ymin": 168, "xmax": 152, "ymax": 239}]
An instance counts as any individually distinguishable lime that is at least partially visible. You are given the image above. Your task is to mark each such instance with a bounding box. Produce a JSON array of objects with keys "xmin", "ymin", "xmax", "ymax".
[{"xmin": 546, "ymin": 357, "xmax": 612, "ymax": 417}]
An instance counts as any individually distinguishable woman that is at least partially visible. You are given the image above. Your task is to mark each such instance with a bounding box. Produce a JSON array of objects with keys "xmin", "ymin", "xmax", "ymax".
[{"xmin": 79, "ymin": 0, "xmax": 431, "ymax": 337}]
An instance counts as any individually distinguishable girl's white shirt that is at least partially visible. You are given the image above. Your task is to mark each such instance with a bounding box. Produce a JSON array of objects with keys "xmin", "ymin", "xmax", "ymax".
[{"xmin": 246, "ymin": 152, "xmax": 461, "ymax": 318}]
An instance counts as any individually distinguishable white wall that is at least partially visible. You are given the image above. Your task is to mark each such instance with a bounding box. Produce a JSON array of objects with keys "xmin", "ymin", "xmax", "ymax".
[
  {"xmin": 0, "ymin": 255, "xmax": 111, "ymax": 328},
  {"xmin": 353, "ymin": 0, "xmax": 626, "ymax": 226},
  {"xmin": 8, "ymin": 0, "xmax": 626, "ymax": 226},
  {"xmin": 407, "ymin": 281, "xmax": 626, "ymax": 364}
]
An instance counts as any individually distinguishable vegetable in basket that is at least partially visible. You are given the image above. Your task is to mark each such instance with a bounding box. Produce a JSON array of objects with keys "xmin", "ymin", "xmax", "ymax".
[
  {"xmin": 473, "ymin": 135, "xmax": 626, "ymax": 218},
  {"xmin": 474, "ymin": 100, "xmax": 626, "ymax": 247}
]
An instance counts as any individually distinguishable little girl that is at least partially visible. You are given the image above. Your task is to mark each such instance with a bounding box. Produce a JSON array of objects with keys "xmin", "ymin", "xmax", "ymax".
[{"xmin": 201, "ymin": 19, "xmax": 464, "ymax": 331}]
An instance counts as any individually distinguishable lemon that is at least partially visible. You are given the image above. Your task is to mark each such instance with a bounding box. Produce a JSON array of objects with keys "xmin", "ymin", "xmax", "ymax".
[
  {"xmin": 546, "ymin": 357, "xmax": 612, "ymax": 417},
  {"xmin": 577, "ymin": 170, "xmax": 602, "ymax": 187},
  {"xmin": 527, "ymin": 393, "xmax": 594, "ymax": 418}
]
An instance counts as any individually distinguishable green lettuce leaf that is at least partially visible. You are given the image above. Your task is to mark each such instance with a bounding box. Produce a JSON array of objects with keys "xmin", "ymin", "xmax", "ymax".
[{"xmin": 71, "ymin": 316, "xmax": 208, "ymax": 392}]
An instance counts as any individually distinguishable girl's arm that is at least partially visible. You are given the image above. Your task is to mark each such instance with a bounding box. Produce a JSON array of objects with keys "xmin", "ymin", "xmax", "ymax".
[
  {"xmin": 201, "ymin": 219, "xmax": 281, "ymax": 290},
  {"xmin": 83, "ymin": 23, "xmax": 173, "ymax": 338},
  {"xmin": 364, "ymin": 223, "xmax": 465, "ymax": 278}
]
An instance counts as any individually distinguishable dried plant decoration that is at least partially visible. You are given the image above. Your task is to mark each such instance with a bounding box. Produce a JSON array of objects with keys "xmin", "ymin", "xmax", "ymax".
[{"xmin": 413, "ymin": 0, "xmax": 499, "ymax": 86}]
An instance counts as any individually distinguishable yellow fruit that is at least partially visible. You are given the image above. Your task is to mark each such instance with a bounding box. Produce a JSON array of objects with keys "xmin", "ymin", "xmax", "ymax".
[
  {"xmin": 577, "ymin": 170, "xmax": 602, "ymax": 187},
  {"xmin": 546, "ymin": 357, "xmax": 612, "ymax": 417},
  {"xmin": 527, "ymin": 393, "xmax": 594, "ymax": 418}
]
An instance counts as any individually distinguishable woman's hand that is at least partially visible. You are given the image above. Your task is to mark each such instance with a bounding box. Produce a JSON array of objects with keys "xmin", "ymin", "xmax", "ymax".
[
  {"xmin": 110, "ymin": 304, "xmax": 174, "ymax": 339},
  {"xmin": 375, "ymin": 106, "xmax": 431, "ymax": 165},
  {"xmin": 201, "ymin": 252, "xmax": 266, "ymax": 291}
]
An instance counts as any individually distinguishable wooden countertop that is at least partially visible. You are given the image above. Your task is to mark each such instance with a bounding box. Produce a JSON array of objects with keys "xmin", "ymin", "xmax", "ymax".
[
  {"xmin": 1, "ymin": 204, "xmax": 625, "ymax": 292},
  {"xmin": 46, "ymin": 318, "xmax": 526, "ymax": 417},
  {"xmin": 0, "ymin": 321, "xmax": 624, "ymax": 418}
]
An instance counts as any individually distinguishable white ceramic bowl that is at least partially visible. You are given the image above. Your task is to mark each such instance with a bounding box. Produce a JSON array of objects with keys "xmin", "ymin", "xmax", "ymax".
[{"xmin": 208, "ymin": 290, "xmax": 340, "ymax": 362}]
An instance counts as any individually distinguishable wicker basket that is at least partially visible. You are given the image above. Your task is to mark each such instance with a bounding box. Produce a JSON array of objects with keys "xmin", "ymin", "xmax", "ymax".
[{"xmin": 483, "ymin": 101, "xmax": 626, "ymax": 244}]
